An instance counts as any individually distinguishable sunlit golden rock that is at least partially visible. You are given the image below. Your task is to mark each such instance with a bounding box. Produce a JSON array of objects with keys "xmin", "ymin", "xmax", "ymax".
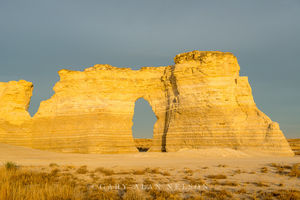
[
  {"xmin": 0, "ymin": 51, "xmax": 294, "ymax": 155},
  {"xmin": 0, "ymin": 80, "xmax": 33, "ymax": 125}
]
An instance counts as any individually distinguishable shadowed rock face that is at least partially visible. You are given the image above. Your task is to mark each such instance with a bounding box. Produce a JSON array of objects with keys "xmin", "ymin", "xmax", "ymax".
[{"xmin": 0, "ymin": 51, "xmax": 294, "ymax": 155}]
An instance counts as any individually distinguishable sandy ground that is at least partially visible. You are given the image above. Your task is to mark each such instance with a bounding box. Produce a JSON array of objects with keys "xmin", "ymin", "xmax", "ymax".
[
  {"xmin": 0, "ymin": 143, "xmax": 298, "ymax": 169},
  {"xmin": 1, "ymin": 143, "xmax": 299, "ymax": 197},
  {"xmin": 0, "ymin": 143, "xmax": 299, "ymax": 170}
]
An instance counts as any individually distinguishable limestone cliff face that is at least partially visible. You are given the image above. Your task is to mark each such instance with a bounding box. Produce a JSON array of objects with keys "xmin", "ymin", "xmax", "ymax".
[
  {"xmin": 157, "ymin": 51, "xmax": 292, "ymax": 154},
  {"xmin": 0, "ymin": 80, "xmax": 33, "ymax": 146},
  {"xmin": 0, "ymin": 80, "xmax": 33, "ymax": 124},
  {"xmin": 0, "ymin": 51, "xmax": 294, "ymax": 155}
]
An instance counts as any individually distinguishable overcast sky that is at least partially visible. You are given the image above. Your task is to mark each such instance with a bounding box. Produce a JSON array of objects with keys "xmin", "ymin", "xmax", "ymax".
[{"xmin": 0, "ymin": 0, "xmax": 299, "ymax": 138}]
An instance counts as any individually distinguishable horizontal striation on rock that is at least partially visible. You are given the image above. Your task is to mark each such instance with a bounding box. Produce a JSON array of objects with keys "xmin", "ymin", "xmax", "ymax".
[{"xmin": 0, "ymin": 51, "xmax": 294, "ymax": 155}]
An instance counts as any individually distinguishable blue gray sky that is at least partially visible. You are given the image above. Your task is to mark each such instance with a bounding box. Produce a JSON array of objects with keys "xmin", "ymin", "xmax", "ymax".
[{"xmin": 0, "ymin": 0, "xmax": 299, "ymax": 138}]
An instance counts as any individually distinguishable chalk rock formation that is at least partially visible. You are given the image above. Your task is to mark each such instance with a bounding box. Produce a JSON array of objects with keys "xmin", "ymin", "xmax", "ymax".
[
  {"xmin": 0, "ymin": 51, "xmax": 294, "ymax": 155},
  {"xmin": 287, "ymin": 139, "xmax": 300, "ymax": 155},
  {"xmin": 0, "ymin": 80, "xmax": 32, "ymax": 125},
  {"xmin": 0, "ymin": 80, "xmax": 33, "ymax": 146}
]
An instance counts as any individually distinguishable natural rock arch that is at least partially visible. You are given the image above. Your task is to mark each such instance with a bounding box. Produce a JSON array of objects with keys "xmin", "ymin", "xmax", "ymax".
[
  {"xmin": 132, "ymin": 97, "xmax": 157, "ymax": 152},
  {"xmin": 0, "ymin": 51, "xmax": 294, "ymax": 156}
]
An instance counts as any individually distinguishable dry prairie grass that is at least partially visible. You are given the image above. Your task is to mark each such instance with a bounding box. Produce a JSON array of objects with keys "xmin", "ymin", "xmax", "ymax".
[
  {"xmin": 203, "ymin": 189, "xmax": 233, "ymax": 200},
  {"xmin": 122, "ymin": 189, "xmax": 146, "ymax": 200},
  {"xmin": 236, "ymin": 188, "xmax": 246, "ymax": 194},
  {"xmin": 289, "ymin": 163, "xmax": 300, "ymax": 178},
  {"xmin": 143, "ymin": 177, "xmax": 154, "ymax": 185},
  {"xmin": 0, "ymin": 162, "xmax": 299, "ymax": 200},
  {"xmin": 160, "ymin": 171, "xmax": 171, "ymax": 176},
  {"xmin": 132, "ymin": 167, "xmax": 171, "ymax": 176},
  {"xmin": 148, "ymin": 188, "xmax": 181, "ymax": 200},
  {"xmin": 145, "ymin": 167, "xmax": 161, "ymax": 174},
  {"xmin": 233, "ymin": 169, "xmax": 242, "ymax": 175},
  {"xmin": 183, "ymin": 168, "xmax": 194, "ymax": 175},
  {"xmin": 253, "ymin": 181, "xmax": 269, "ymax": 187},
  {"xmin": 119, "ymin": 177, "xmax": 137, "ymax": 186},
  {"xmin": 254, "ymin": 189, "xmax": 300, "ymax": 200},
  {"xmin": 49, "ymin": 163, "xmax": 59, "ymax": 168},
  {"xmin": 132, "ymin": 169, "xmax": 146, "ymax": 175},
  {"xmin": 183, "ymin": 176, "xmax": 205, "ymax": 185},
  {"xmin": 206, "ymin": 174, "xmax": 227, "ymax": 179},
  {"xmin": 0, "ymin": 163, "xmax": 83, "ymax": 200},
  {"xmin": 260, "ymin": 167, "xmax": 268, "ymax": 173},
  {"xmin": 270, "ymin": 163, "xmax": 300, "ymax": 177},
  {"xmin": 76, "ymin": 165, "xmax": 88, "ymax": 174},
  {"xmin": 211, "ymin": 180, "xmax": 239, "ymax": 186},
  {"xmin": 4, "ymin": 161, "xmax": 19, "ymax": 171},
  {"xmin": 94, "ymin": 167, "xmax": 114, "ymax": 176}
]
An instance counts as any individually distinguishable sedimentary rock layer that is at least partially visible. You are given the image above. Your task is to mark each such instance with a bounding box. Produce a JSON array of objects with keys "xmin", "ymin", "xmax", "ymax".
[
  {"xmin": 287, "ymin": 139, "xmax": 300, "ymax": 155},
  {"xmin": 0, "ymin": 51, "xmax": 294, "ymax": 155}
]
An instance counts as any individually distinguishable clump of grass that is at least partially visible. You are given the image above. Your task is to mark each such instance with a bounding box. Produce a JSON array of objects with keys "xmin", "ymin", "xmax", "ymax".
[
  {"xmin": 50, "ymin": 168, "xmax": 60, "ymax": 175},
  {"xmin": 289, "ymin": 163, "xmax": 300, "ymax": 178},
  {"xmin": 119, "ymin": 177, "xmax": 136, "ymax": 186},
  {"xmin": 132, "ymin": 169, "xmax": 146, "ymax": 175},
  {"xmin": 90, "ymin": 175, "xmax": 99, "ymax": 182},
  {"xmin": 260, "ymin": 167, "xmax": 268, "ymax": 173},
  {"xmin": 216, "ymin": 181, "xmax": 239, "ymax": 186},
  {"xmin": 66, "ymin": 165, "xmax": 76, "ymax": 170},
  {"xmin": 122, "ymin": 189, "xmax": 146, "ymax": 200},
  {"xmin": 270, "ymin": 163, "xmax": 300, "ymax": 177},
  {"xmin": 278, "ymin": 183, "xmax": 284, "ymax": 187},
  {"xmin": 148, "ymin": 188, "xmax": 181, "ymax": 200},
  {"xmin": 116, "ymin": 170, "xmax": 131, "ymax": 175},
  {"xmin": 143, "ymin": 178, "xmax": 154, "ymax": 185},
  {"xmin": 204, "ymin": 189, "xmax": 233, "ymax": 199},
  {"xmin": 183, "ymin": 168, "xmax": 194, "ymax": 175},
  {"xmin": 95, "ymin": 167, "xmax": 114, "ymax": 176},
  {"xmin": 131, "ymin": 167, "xmax": 166, "ymax": 176},
  {"xmin": 49, "ymin": 163, "xmax": 59, "ymax": 168},
  {"xmin": 270, "ymin": 163, "xmax": 279, "ymax": 168},
  {"xmin": 233, "ymin": 169, "xmax": 241, "ymax": 175},
  {"xmin": 206, "ymin": 174, "xmax": 227, "ymax": 179},
  {"xmin": 277, "ymin": 166, "xmax": 285, "ymax": 175},
  {"xmin": 184, "ymin": 176, "xmax": 205, "ymax": 185},
  {"xmin": 236, "ymin": 188, "xmax": 246, "ymax": 194},
  {"xmin": 4, "ymin": 161, "xmax": 18, "ymax": 171},
  {"xmin": 89, "ymin": 172, "xmax": 95, "ymax": 178},
  {"xmin": 100, "ymin": 177, "xmax": 116, "ymax": 185},
  {"xmin": 145, "ymin": 167, "xmax": 161, "ymax": 174},
  {"xmin": 256, "ymin": 189, "xmax": 300, "ymax": 200},
  {"xmin": 63, "ymin": 167, "xmax": 70, "ymax": 172},
  {"xmin": 253, "ymin": 181, "xmax": 269, "ymax": 187},
  {"xmin": 283, "ymin": 165, "xmax": 292, "ymax": 170},
  {"xmin": 76, "ymin": 165, "xmax": 88, "ymax": 174},
  {"xmin": 160, "ymin": 171, "xmax": 170, "ymax": 176},
  {"xmin": 270, "ymin": 163, "xmax": 292, "ymax": 175}
]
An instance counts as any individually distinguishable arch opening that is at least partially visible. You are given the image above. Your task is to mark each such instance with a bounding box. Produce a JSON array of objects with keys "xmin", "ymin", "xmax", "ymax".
[{"xmin": 132, "ymin": 98, "xmax": 157, "ymax": 152}]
